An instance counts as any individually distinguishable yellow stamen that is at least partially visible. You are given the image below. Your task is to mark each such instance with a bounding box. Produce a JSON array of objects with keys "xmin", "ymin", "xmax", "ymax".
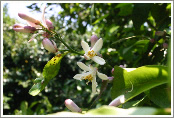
[
  {"xmin": 87, "ymin": 50, "xmax": 97, "ymax": 58},
  {"xmin": 83, "ymin": 74, "xmax": 93, "ymax": 82}
]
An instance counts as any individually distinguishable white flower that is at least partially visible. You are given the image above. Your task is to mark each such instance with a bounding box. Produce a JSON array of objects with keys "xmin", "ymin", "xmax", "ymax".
[
  {"xmin": 73, "ymin": 62, "xmax": 108, "ymax": 95},
  {"xmin": 81, "ymin": 38, "xmax": 106, "ymax": 65}
]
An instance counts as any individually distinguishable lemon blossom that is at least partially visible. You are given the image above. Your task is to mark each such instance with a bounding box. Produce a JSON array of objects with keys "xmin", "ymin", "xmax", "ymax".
[
  {"xmin": 16, "ymin": 6, "xmax": 54, "ymax": 42},
  {"xmin": 64, "ymin": 99, "xmax": 82, "ymax": 112},
  {"xmin": 81, "ymin": 38, "xmax": 106, "ymax": 65},
  {"xmin": 42, "ymin": 38, "xmax": 58, "ymax": 53},
  {"xmin": 73, "ymin": 62, "xmax": 108, "ymax": 95}
]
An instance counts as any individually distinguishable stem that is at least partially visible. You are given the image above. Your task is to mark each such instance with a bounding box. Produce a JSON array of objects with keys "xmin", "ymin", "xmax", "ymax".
[
  {"xmin": 90, "ymin": 80, "xmax": 109, "ymax": 109},
  {"xmin": 39, "ymin": 23, "xmax": 83, "ymax": 55},
  {"xmin": 55, "ymin": 34, "xmax": 83, "ymax": 55}
]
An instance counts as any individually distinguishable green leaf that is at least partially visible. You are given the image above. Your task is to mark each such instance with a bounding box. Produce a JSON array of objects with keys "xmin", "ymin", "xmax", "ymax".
[
  {"xmin": 92, "ymin": 14, "xmax": 109, "ymax": 25},
  {"xmin": 151, "ymin": 4, "xmax": 168, "ymax": 28},
  {"xmin": 145, "ymin": 84, "xmax": 171, "ymax": 108},
  {"xmin": 50, "ymin": 106, "xmax": 170, "ymax": 115},
  {"xmin": 87, "ymin": 106, "xmax": 158, "ymax": 115},
  {"xmin": 120, "ymin": 40, "xmax": 149, "ymax": 61},
  {"xmin": 111, "ymin": 65, "xmax": 168, "ymax": 102},
  {"xmin": 20, "ymin": 101, "xmax": 28, "ymax": 115},
  {"xmin": 132, "ymin": 3, "xmax": 153, "ymax": 29},
  {"xmin": 116, "ymin": 3, "xmax": 133, "ymax": 16},
  {"xmin": 29, "ymin": 52, "xmax": 68, "ymax": 96}
]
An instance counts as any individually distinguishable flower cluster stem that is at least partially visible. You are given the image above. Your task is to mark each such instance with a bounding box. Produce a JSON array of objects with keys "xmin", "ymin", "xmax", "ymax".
[
  {"xmin": 54, "ymin": 34, "xmax": 83, "ymax": 55},
  {"xmin": 39, "ymin": 23, "xmax": 83, "ymax": 55},
  {"xmin": 90, "ymin": 80, "xmax": 109, "ymax": 109}
]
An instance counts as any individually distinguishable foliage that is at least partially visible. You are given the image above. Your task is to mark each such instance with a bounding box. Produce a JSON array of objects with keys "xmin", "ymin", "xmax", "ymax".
[{"xmin": 3, "ymin": 2, "xmax": 171, "ymax": 115}]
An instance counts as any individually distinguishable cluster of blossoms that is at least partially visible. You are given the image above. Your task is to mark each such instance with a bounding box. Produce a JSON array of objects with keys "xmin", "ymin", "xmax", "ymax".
[
  {"xmin": 13, "ymin": 6, "xmax": 122, "ymax": 113},
  {"xmin": 73, "ymin": 33, "xmax": 109, "ymax": 95},
  {"xmin": 13, "ymin": 6, "xmax": 58, "ymax": 53}
]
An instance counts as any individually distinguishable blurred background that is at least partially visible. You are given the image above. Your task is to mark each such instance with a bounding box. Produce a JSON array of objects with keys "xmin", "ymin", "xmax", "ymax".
[{"xmin": 3, "ymin": 3, "xmax": 171, "ymax": 115}]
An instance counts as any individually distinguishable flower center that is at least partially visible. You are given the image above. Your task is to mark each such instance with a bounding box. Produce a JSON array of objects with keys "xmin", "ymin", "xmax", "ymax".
[
  {"xmin": 87, "ymin": 50, "xmax": 97, "ymax": 58},
  {"xmin": 82, "ymin": 74, "xmax": 93, "ymax": 82}
]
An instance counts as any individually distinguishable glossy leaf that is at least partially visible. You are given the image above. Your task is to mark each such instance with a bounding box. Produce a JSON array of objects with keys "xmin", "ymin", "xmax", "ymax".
[
  {"xmin": 111, "ymin": 65, "xmax": 168, "ymax": 102},
  {"xmin": 145, "ymin": 84, "xmax": 171, "ymax": 108},
  {"xmin": 29, "ymin": 52, "xmax": 69, "ymax": 96},
  {"xmin": 50, "ymin": 106, "xmax": 170, "ymax": 115}
]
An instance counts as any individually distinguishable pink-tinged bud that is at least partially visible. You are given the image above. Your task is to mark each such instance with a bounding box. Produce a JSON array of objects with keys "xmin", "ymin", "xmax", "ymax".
[
  {"xmin": 45, "ymin": 19, "xmax": 54, "ymax": 30},
  {"xmin": 111, "ymin": 68, "xmax": 114, "ymax": 74},
  {"xmin": 18, "ymin": 13, "xmax": 40, "ymax": 25},
  {"xmin": 90, "ymin": 33, "xmax": 99, "ymax": 48},
  {"xmin": 150, "ymin": 39, "xmax": 155, "ymax": 43},
  {"xmin": 42, "ymin": 38, "xmax": 58, "ymax": 53},
  {"xmin": 119, "ymin": 65, "xmax": 124, "ymax": 68},
  {"xmin": 108, "ymin": 76, "xmax": 114, "ymax": 83},
  {"xmin": 109, "ymin": 95, "xmax": 125, "ymax": 107},
  {"xmin": 155, "ymin": 31, "xmax": 165, "ymax": 36},
  {"xmin": 163, "ymin": 43, "xmax": 168, "ymax": 49},
  {"xmin": 13, "ymin": 24, "xmax": 36, "ymax": 33},
  {"xmin": 65, "ymin": 99, "xmax": 82, "ymax": 112}
]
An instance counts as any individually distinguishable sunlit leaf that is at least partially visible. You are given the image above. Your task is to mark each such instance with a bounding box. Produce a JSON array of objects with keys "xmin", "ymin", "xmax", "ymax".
[
  {"xmin": 29, "ymin": 52, "xmax": 69, "ymax": 96},
  {"xmin": 92, "ymin": 14, "xmax": 109, "ymax": 25},
  {"xmin": 50, "ymin": 106, "xmax": 170, "ymax": 115},
  {"xmin": 111, "ymin": 65, "xmax": 168, "ymax": 102}
]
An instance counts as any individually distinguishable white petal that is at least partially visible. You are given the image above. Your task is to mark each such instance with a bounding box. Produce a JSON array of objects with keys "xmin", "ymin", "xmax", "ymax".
[
  {"xmin": 81, "ymin": 41, "xmax": 90, "ymax": 53},
  {"xmin": 73, "ymin": 74, "xmax": 83, "ymax": 80},
  {"xmin": 108, "ymin": 95, "xmax": 125, "ymax": 106},
  {"xmin": 92, "ymin": 76, "xmax": 98, "ymax": 95},
  {"xmin": 97, "ymin": 71, "xmax": 108, "ymax": 80},
  {"xmin": 27, "ymin": 21, "xmax": 41, "ymax": 28},
  {"xmin": 28, "ymin": 31, "xmax": 44, "ymax": 42},
  {"xmin": 92, "ymin": 38, "xmax": 103, "ymax": 53},
  {"xmin": 84, "ymin": 54, "xmax": 90, "ymax": 60},
  {"xmin": 42, "ymin": 6, "xmax": 46, "ymax": 26},
  {"xmin": 77, "ymin": 62, "xmax": 90, "ymax": 71},
  {"xmin": 83, "ymin": 71, "xmax": 93, "ymax": 77},
  {"xmin": 92, "ymin": 56, "xmax": 106, "ymax": 65}
]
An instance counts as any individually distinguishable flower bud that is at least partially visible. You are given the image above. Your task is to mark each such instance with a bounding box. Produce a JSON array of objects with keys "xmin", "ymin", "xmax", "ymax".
[
  {"xmin": 90, "ymin": 33, "xmax": 99, "ymax": 48},
  {"xmin": 13, "ymin": 24, "xmax": 36, "ymax": 33},
  {"xmin": 42, "ymin": 38, "xmax": 58, "ymax": 53},
  {"xmin": 163, "ymin": 43, "xmax": 168, "ymax": 49},
  {"xmin": 111, "ymin": 68, "xmax": 114, "ymax": 74},
  {"xmin": 108, "ymin": 76, "xmax": 114, "ymax": 83},
  {"xmin": 150, "ymin": 39, "xmax": 155, "ymax": 43},
  {"xmin": 65, "ymin": 99, "xmax": 82, "ymax": 112},
  {"xmin": 18, "ymin": 13, "xmax": 40, "ymax": 25},
  {"xmin": 155, "ymin": 31, "xmax": 165, "ymax": 36},
  {"xmin": 109, "ymin": 95, "xmax": 125, "ymax": 107},
  {"xmin": 46, "ymin": 19, "xmax": 54, "ymax": 30},
  {"xmin": 119, "ymin": 65, "xmax": 125, "ymax": 68}
]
